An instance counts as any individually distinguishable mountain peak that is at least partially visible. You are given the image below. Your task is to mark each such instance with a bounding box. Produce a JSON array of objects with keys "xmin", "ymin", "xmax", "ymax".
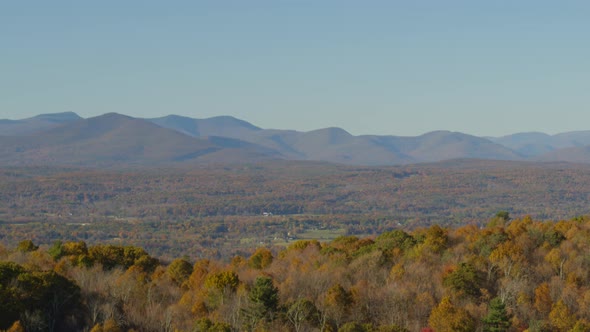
[
  {"xmin": 148, "ymin": 114, "xmax": 261, "ymax": 138},
  {"xmin": 303, "ymin": 127, "xmax": 353, "ymax": 144},
  {"xmin": 97, "ymin": 112, "xmax": 132, "ymax": 119},
  {"xmin": 202, "ymin": 115, "xmax": 261, "ymax": 131},
  {"xmin": 0, "ymin": 112, "xmax": 83, "ymax": 136},
  {"xmin": 32, "ymin": 112, "xmax": 82, "ymax": 122}
]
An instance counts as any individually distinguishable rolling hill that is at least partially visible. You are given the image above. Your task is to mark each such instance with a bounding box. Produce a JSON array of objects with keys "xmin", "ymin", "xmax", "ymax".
[
  {"xmin": 0, "ymin": 113, "xmax": 279, "ymax": 167},
  {"xmin": 489, "ymin": 131, "xmax": 590, "ymax": 157},
  {"xmin": 0, "ymin": 112, "xmax": 82, "ymax": 136},
  {"xmin": 148, "ymin": 114, "xmax": 262, "ymax": 138},
  {"xmin": 3, "ymin": 112, "xmax": 590, "ymax": 166},
  {"xmin": 145, "ymin": 116, "xmax": 524, "ymax": 165}
]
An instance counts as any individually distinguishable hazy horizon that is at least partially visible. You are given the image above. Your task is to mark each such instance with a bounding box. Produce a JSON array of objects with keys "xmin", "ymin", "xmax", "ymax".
[
  {"xmin": 2, "ymin": 1, "xmax": 589, "ymax": 137},
  {"xmin": 4, "ymin": 110, "xmax": 589, "ymax": 139}
]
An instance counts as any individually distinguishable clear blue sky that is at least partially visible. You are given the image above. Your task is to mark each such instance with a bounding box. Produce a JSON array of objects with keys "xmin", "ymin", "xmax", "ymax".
[{"xmin": 1, "ymin": 1, "xmax": 589, "ymax": 136}]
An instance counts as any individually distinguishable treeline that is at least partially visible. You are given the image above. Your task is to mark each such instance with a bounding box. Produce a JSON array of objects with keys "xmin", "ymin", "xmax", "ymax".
[
  {"xmin": 0, "ymin": 213, "xmax": 397, "ymax": 259},
  {"xmin": 2, "ymin": 214, "xmax": 590, "ymax": 331}
]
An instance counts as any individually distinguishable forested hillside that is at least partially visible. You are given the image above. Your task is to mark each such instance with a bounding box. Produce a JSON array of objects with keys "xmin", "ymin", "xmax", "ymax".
[{"xmin": 2, "ymin": 215, "xmax": 590, "ymax": 331}]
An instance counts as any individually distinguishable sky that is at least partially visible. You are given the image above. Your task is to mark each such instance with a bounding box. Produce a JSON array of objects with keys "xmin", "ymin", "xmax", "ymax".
[{"xmin": 1, "ymin": 1, "xmax": 589, "ymax": 137}]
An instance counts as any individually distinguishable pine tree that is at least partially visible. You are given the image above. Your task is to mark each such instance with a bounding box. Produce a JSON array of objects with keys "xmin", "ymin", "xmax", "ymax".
[
  {"xmin": 483, "ymin": 297, "xmax": 511, "ymax": 332},
  {"xmin": 243, "ymin": 276, "xmax": 279, "ymax": 329}
]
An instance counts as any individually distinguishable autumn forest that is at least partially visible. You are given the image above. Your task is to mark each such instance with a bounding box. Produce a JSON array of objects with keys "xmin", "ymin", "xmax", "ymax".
[
  {"xmin": 3, "ymin": 215, "xmax": 590, "ymax": 331},
  {"xmin": 2, "ymin": 161, "xmax": 590, "ymax": 331}
]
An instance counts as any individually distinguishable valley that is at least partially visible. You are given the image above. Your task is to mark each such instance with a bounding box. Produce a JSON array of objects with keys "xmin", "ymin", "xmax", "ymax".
[{"xmin": 1, "ymin": 160, "xmax": 589, "ymax": 258}]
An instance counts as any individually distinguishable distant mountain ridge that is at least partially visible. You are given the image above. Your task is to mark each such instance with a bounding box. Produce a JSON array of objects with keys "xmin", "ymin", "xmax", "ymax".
[
  {"xmin": 150, "ymin": 117, "xmax": 524, "ymax": 165},
  {"xmin": 0, "ymin": 113, "xmax": 278, "ymax": 167},
  {"xmin": 489, "ymin": 131, "xmax": 590, "ymax": 157},
  {"xmin": 1, "ymin": 112, "xmax": 589, "ymax": 166},
  {"xmin": 148, "ymin": 115, "xmax": 261, "ymax": 138},
  {"xmin": 0, "ymin": 112, "xmax": 83, "ymax": 136}
]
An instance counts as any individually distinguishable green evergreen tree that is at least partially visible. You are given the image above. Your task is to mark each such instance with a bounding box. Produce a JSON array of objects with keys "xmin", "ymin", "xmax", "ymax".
[
  {"xmin": 249, "ymin": 276, "xmax": 279, "ymax": 315},
  {"xmin": 243, "ymin": 276, "xmax": 279, "ymax": 329},
  {"xmin": 483, "ymin": 297, "xmax": 511, "ymax": 332},
  {"xmin": 443, "ymin": 262, "xmax": 482, "ymax": 298}
]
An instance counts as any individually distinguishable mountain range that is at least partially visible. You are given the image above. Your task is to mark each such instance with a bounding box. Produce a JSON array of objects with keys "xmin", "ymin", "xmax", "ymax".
[{"xmin": 1, "ymin": 112, "xmax": 589, "ymax": 167}]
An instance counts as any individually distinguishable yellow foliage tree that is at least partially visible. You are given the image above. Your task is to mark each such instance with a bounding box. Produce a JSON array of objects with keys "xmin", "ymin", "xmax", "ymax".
[
  {"xmin": 570, "ymin": 319, "xmax": 590, "ymax": 332},
  {"xmin": 549, "ymin": 300, "xmax": 574, "ymax": 332},
  {"xmin": 489, "ymin": 241, "xmax": 525, "ymax": 278},
  {"xmin": 428, "ymin": 296, "xmax": 475, "ymax": 332},
  {"xmin": 534, "ymin": 283, "xmax": 552, "ymax": 315},
  {"xmin": 423, "ymin": 224, "xmax": 448, "ymax": 253},
  {"xmin": 188, "ymin": 259, "xmax": 210, "ymax": 290},
  {"xmin": 248, "ymin": 247, "xmax": 274, "ymax": 269},
  {"xmin": 544, "ymin": 248, "xmax": 567, "ymax": 279}
]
